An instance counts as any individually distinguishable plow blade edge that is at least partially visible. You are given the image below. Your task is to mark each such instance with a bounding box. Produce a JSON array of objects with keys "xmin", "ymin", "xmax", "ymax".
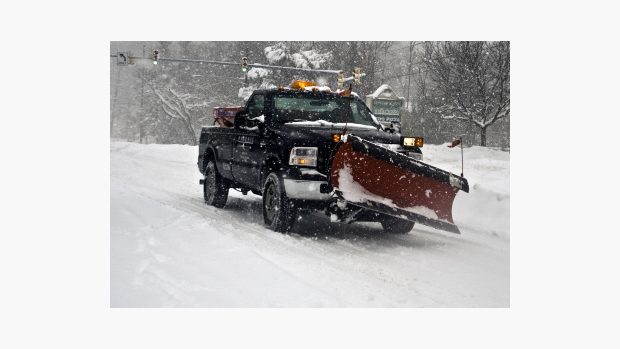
[{"xmin": 329, "ymin": 135, "xmax": 469, "ymax": 234}]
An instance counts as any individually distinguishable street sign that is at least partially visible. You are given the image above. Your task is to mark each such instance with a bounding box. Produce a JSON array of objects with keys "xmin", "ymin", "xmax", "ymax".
[
  {"xmin": 366, "ymin": 85, "xmax": 404, "ymax": 124},
  {"xmin": 372, "ymin": 99, "xmax": 402, "ymax": 122}
]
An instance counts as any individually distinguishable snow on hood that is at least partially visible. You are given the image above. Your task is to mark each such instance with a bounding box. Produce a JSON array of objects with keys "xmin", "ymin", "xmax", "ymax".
[
  {"xmin": 303, "ymin": 86, "xmax": 332, "ymax": 92},
  {"xmin": 285, "ymin": 120, "xmax": 377, "ymax": 130},
  {"xmin": 280, "ymin": 122, "xmax": 400, "ymax": 144}
]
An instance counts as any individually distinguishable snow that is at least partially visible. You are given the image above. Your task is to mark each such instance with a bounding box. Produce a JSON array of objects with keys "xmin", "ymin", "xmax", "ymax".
[
  {"xmin": 248, "ymin": 114, "xmax": 265, "ymax": 123},
  {"xmin": 299, "ymin": 50, "xmax": 331, "ymax": 69},
  {"xmin": 303, "ymin": 86, "xmax": 332, "ymax": 92},
  {"xmin": 264, "ymin": 44, "xmax": 331, "ymax": 69},
  {"xmin": 377, "ymin": 143, "xmax": 403, "ymax": 152},
  {"xmin": 247, "ymin": 67, "xmax": 270, "ymax": 79},
  {"xmin": 264, "ymin": 44, "xmax": 287, "ymax": 64},
  {"xmin": 368, "ymin": 84, "xmax": 393, "ymax": 99},
  {"xmin": 291, "ymin": 53, "xmax": 308, "ymax": 68},
  {"xmin": 408, "ymin": 206, "xmax": 439, "ymax": 219},
  {"xmin": 290, "ymin": 50, "xmax": 331, "ymax": 69},
  {"xmin": 286, "ymin": 120, "xmax": 378, "ymax": 130},
  {"xmin": 421, "ymin": 143, "xmax": 510, "ymax": 237},
  {"xmin": 238, "ymin": 86, "xmax": 254, "ymax": 101},
  {"xmin": 111, "ymin": 141, "xmax": 509, "ymax": 307},
  {"xmin": 300, "ymin": 168, "xmax": 327, "ymax": 178}
]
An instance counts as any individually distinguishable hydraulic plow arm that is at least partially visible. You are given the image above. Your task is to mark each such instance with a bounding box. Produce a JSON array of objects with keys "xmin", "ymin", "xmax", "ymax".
[{"xmin": 329, "ymin": 135, "xmax": 469, "ymax": 234}]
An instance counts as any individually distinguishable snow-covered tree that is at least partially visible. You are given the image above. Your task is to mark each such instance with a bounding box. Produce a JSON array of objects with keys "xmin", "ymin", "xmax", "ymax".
[
  {"xmin": 110, "ymin": 41, "xmax": 509, "ymax": 147},
  {"xmin": 422, "ymin": 41, "xmax": 510, "ymax": 146}
]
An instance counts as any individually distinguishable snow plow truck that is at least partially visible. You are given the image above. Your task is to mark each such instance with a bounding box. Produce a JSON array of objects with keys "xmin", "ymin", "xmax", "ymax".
[{"xmin": 197, "ymin": 80, "xmax": 469, "ymax": 234}]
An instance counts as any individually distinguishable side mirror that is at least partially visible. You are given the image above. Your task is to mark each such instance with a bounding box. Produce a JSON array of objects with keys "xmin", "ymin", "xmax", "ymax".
[
  {"xmin": 234, "ymin": 112, "xmax": 262, "ymax": 132},
  {"xmin": 384, "ymin": 122, "xmax": 400, "ymax": 134}
]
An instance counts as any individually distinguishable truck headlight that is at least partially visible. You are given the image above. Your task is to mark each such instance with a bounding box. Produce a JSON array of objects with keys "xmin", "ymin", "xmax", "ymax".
[{"xmin": 289, "ymin": 147, "xmax": 318, "ymax": 167}]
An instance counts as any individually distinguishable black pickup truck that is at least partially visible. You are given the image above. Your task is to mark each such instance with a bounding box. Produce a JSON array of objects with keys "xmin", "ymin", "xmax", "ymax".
[{"xmin": 197, "ymin": 87, "xmax": 423, "ymax": 233}]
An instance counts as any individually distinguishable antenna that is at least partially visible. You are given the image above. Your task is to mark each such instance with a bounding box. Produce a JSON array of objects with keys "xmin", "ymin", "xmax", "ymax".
[{"xmin": 460, "ymin": 136, "xmax": 464, "ymax": 177}]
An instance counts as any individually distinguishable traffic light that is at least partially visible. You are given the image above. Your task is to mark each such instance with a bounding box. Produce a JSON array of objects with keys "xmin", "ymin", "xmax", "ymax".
[
  {"xmin": 353, "ymin": 67, "xmax": 362, "ymax": 84},
  {"xmin": 152, "ymin": 50, "xmax": 159, "ymax": 65},
  {"xmin": 117, "ymin": 52, "xmax": 129, "ymax": 66},
  {"xmin": 241, "ymin": 57, "xmax": 248, "ymax": 72},
  {"xmin": 337, "ymin": 71, "xmax": 345, "ymax": 89}
]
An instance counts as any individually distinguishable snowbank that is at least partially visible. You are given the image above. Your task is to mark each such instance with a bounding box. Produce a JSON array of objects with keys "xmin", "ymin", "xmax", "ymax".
[{"xmin": 423, "ymin": 143, "xmax": 510, "ymax": 239}]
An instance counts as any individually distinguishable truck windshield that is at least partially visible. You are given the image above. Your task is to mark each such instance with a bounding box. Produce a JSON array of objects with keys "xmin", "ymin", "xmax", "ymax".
[{"xmin": 273, "ymin": 95, "xmax": 379, "ymax": 127}]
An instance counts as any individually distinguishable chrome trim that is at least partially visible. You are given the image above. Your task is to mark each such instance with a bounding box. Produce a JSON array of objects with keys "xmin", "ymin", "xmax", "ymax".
[
  {"xmin": 407, "ymin": 152, "xmax": 423, "ymax": 161},
  {"xmin": 283, "ymin": 179, "xmax": 331, "ymax": 200}
]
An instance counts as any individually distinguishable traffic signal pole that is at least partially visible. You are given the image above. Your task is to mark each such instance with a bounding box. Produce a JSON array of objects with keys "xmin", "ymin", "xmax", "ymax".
[
  {"xmin": 110, "ymin": 53, "xmax": 363, "ymax": 89},
  {"xmin": 110, "ymin": 54, "xmax": 344, "ymax": 75}
]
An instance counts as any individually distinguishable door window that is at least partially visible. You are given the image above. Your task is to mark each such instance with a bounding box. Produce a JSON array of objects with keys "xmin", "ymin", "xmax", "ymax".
[{"xmin": 246, "ymin": 94, "xmax": 265, "ymax": 117}]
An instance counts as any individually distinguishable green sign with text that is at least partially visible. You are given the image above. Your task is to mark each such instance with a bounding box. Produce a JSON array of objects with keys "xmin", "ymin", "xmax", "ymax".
[{"xmin": 372, "ymin": 99, "xmax": 402, "ymax": 123}]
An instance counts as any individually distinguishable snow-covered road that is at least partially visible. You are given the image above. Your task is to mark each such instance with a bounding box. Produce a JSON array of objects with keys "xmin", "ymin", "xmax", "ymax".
[{"xmin": 111, "ymin": 141, "xmax": 509, "ymax": 307}]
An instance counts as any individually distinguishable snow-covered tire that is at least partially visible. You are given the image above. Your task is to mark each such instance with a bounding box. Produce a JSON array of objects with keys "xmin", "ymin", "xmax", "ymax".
[
  {"xmin": 381, "ymin": 216, "xmax": 415, "ymax": 234},
  {"xmin": 204, "ymin": 161, "xmax": 228, "ymax": 208},
  {"xmin": 262, "ymin": 173, "xmax": 298, "ymax": 233}
]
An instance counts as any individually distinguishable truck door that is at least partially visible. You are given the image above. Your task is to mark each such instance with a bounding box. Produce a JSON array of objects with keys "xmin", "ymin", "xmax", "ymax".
[
  {"xmin": 213, "ymin": 130, "xmax": 235, "ymax": 181},
  {"xmin": 232, "ymin": 93, "xmax": 266, "ymax": 190}
]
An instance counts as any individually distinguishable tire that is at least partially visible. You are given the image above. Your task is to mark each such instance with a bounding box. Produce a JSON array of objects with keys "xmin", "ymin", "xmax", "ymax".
[
  {"xmin": 203, "ymin": 161, "xmax": 228, "ymax": 208},
  {"xmin": 381, "ymin": 216, "xmax": 415, "ymax": 234},
  {"xmin": 262, "ymin": 173, "xmax": 298, "ymax": 233}
]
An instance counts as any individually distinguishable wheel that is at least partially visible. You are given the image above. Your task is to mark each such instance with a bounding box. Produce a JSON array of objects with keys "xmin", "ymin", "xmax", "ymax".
[
  {"xmin": 381, "ymin": 216, "xmax": 415, "ymax": 234},
  {"xmin": 262, "ymin": 173, "xmax": 298, "ymax": 233},
  {"xmin": 203, "ymin": 161, "xmax": 228, "ymax": 208}
]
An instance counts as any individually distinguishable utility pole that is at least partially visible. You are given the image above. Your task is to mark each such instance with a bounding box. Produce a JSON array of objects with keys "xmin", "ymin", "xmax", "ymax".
[
  {"xmin": 241, "ymin": 45, "xmax": 248, "ymax": 87},
  {"xmin": 406, "ymin": 41, "xmax": 414, "ymax": 112},
  {"xmin": 139, "ymin": 45, "xmax": 145, "ymax": 143},
  {"xmin": 111, "ymin": 63, "xmax": 121, "ymax": 136},
  {"xmin": 419, "ymin": 66, "xmax": 426, "ymax": 139},
  {"xmin": 381, "ymin": 44, "xmax": 389, "ymax": 85}
]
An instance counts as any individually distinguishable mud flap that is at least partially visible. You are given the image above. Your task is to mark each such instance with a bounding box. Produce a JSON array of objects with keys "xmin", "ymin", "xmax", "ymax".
[{"xmin": 329, "ymin": 135, "xmax": 469, "ymax": 234}]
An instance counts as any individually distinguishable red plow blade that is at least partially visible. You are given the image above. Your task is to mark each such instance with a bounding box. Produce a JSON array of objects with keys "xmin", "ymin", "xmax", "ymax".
[{"xmin": 330, "ymin": 135, "xmax": 469, "ymax": 234}]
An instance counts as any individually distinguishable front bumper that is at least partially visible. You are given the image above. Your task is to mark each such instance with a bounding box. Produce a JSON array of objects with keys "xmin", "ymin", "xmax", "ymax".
[
  {"xmin": 282, "ymin": 166, "xmax": 332, "ymax": 201},
  {"xmin": 283, "ymin": 179, "xmax": 332, "ymax": 200}
]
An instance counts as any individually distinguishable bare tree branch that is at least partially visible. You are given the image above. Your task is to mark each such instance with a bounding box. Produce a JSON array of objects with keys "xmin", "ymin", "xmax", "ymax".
[{"xmin": 422, "ymin": 41, "xmax": 510, "ymax": 146}]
